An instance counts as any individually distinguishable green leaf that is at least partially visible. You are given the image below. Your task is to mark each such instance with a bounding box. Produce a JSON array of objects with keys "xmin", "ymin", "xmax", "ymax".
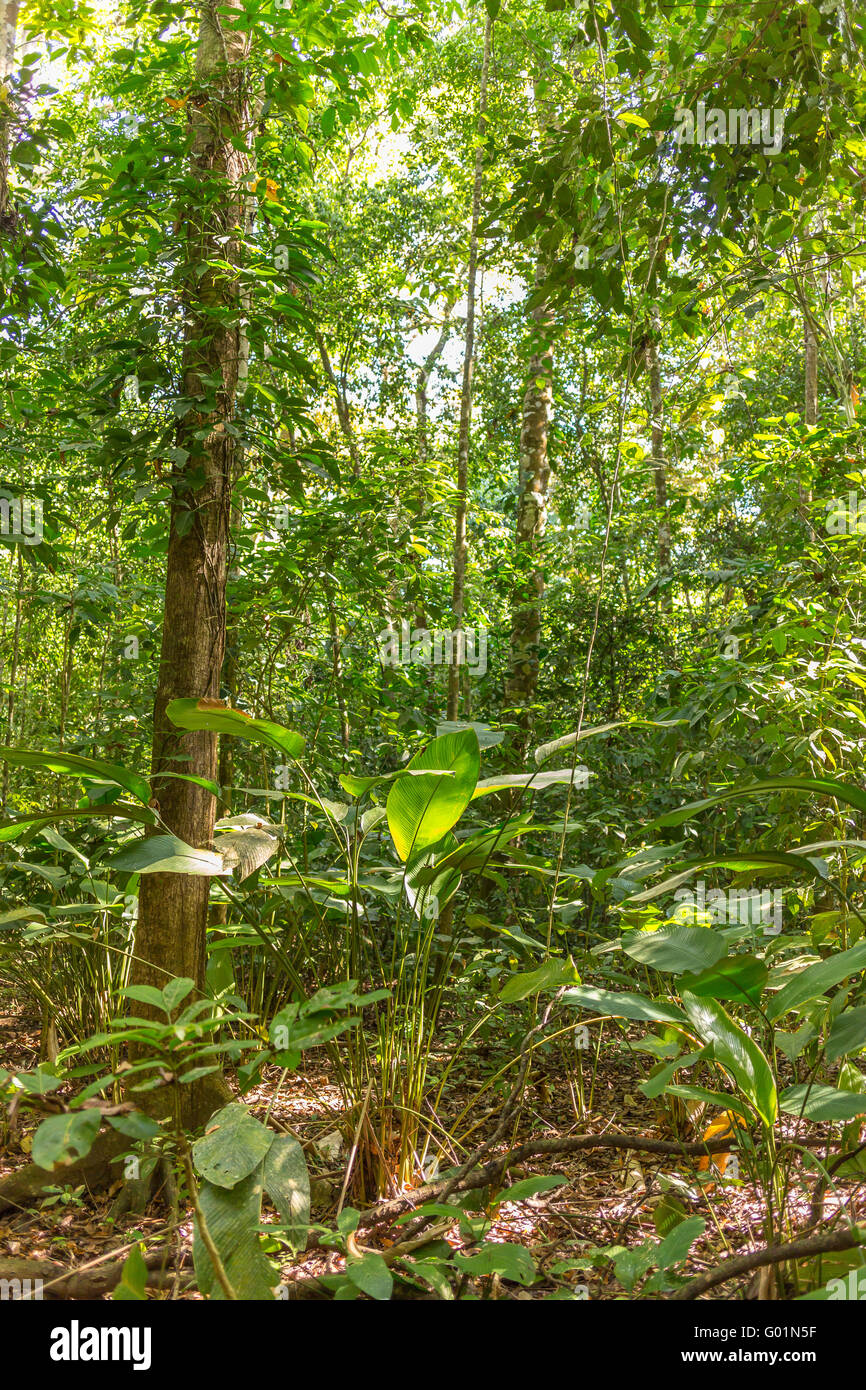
[
  {"xmin": 622, "ymin": 924, "xmax": 726, "ymax": 974},
  {"xmin": 780, "ymin": 1084, "xmax": 866, "ymax": 1122},
  {"xmin": 767, "ymin": 941, "xmax": 866, "ymax": 1021},
  {"xmin": 0, "ymin": 803, "xmax": 157, "ymax": 842},
  {"xmin": 678, "ymin": 955, "xmax": 768, "ymax": 1006},
  {"xmin": 413, "ymin": 821, "xmax": 530, "ymax": 883},
  {"xmin": 32, "ymin": 1110, "xmax": 102, "ymax": 1169},
  {"xmin": 386, "ymin": 729, "xmax": 480, "ymax": 861},
  {"xmin": 112, "ymin": 1244, "xmax": 149, "ymax": 1301},
  {"xmin": 166, "ymin": 699, "xmax": 304, "ymax": 761},
  {"xmin": 453, "ymin": 1242, "xmax": 536, "ymax": 1285},
  {"xmin": 649, "ymin": 778, "xmax": 866, "ymax": 831},
  {"xmin": 436, "ymin": 720, "xmax": 504, "ymax": 749},
  {"xmin": 263, "ymin": 1133, "xmax": 310, "ymax": 1248},
  {"xmin": 499, "ymin": 958, "xmax": 579, "ymax": 1003},
  {"xmin": 656, "ymin": 1216, "xmax": 706, "ymax": 1269},
  {"xmin": 193, "ymin": 1166, "xmax": 276, "ymax": 1300},
  {"xmin": 107, "ymin": 1111, "xmax": 162, "ymax": 1140},
  {"xmin": 681, "ymin": 992, "xmax": 777, "ymax": 1129},
  {"xmin": 192, "ymin": 1104, "xmax": 274, "ymax": 1189},
  {"xmin": 826, "ymin": 1007, "xmax": 866, "ymax": 1062},
  {"xmin": 108, "ymin": 834, "xmax": 229, "ymax": 876},
  {"xmin": 471, "ymin": 768, "xmax": 589, "ymax": 800},
  {"xmin": 562, "ymin": 985, "xmax": 686, "ymax": 1024},
  {"xmin": 162, "ymin": 977, "xmax": 195, "ymax": 1012},
  {"xmin": 533, "ymin": 719, "xmax": 685, "ymax": 766},
  {"xmin": 0, "ymin": 749, "xmax": 151, "ymax": 805},
  {"xmin": 119, "ymin": 984, "xmax": 167, "ymax": 1012},
  {"xmin": 9, "ymin": 1067, "xmax": 64, "ymax": 1094},
  {"xmin": 494, "ymin": 1175, "xmax": 567, "ymax": 1203},
  {"xmin": 345, "ymin": 1251, "xmax": 393, "ymax": 1301}
]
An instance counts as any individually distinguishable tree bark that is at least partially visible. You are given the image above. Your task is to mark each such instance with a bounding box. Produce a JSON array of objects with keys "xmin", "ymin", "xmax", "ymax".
[
  {"xmin": 446, "ymin": 13, "xmax": 492, "ymax": 722},
  {"xmin": 129, "ymin": 0, "xmax": 252, "ymax": 1124},
  {"xmin": 0, "ymin": 0, "xmax": 18, "ymax": 225},
  {"xmin": 644, "ymin": 323, "xmax": 671, "ymax": 608},
  {"xmin": 805, "ymin": 312, "xmax": 818, "ymax": 426}
]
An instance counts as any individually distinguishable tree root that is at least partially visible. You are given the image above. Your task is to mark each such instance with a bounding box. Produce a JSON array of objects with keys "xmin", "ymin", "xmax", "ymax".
[
  {"xmin": 0, "ymin": 1247, "xmax": 189, "ymax": 1299},
  {"xmin": 0, "ymin": 1128, "xmax": 130, "ymax": 1215},
  {"xmin": 0, "ymin": 1070, "xmax": 232, "ymax": 1216}
]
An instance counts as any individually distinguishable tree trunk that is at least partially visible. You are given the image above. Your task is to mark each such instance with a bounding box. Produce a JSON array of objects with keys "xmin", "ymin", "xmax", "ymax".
[
  {"xmin": 804, "ymin": 313, "xmax": 818, "ymax": 427},
  {"xmin": 505, "ymin": 258, "xmax": 553, "ymax": 742},
  {"xmin": 446, "ymin": 13, "xmax": 492, "ymax": 722},
  {"xmin": 315, "ymin": 327, "xmax": 360, "ymax": 473},
  {"xmin": 0, "ymin": 1, "xmax": 18, "ymax": 225},
  {"xmin": 129, "ymin": 0, "xmax": 252, "ymax": 1125},
  {"xmin": 644, "ymin": 324, "xmax": 671, "ymax": 608}
]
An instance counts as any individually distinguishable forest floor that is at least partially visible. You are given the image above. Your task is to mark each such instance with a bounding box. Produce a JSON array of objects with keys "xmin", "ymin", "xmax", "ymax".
[{"xmin": 0, "ymin": 989, "xmax": 859, "ymax": 1300}]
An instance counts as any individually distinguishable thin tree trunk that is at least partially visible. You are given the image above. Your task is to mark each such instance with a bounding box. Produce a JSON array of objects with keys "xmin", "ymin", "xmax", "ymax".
[
  {"xmin": 130, "ymin": 0, "xmax": 252, "ymax": 1124},
  {"xmin": 415, "ymin": 300, "xmax": 456, "ymax": 468},
  {"xmin": 1, "ymin": 547, "xmax": 22, "ymax": 812},
  {"xmin": 326, "ymin": 591, "xmax": 350, "ymax": 755},
  {"xmin": 446, "ymin": 13, "xmax": 492, "ymax": 722},
  {"xmin": 644, "ymin": 324, "xmax": 671, "ymax": 608},
  {"xmin": 805, "ymin": 313, "xmax": 818, "ymax": 426},
  {"xmin": 505, "ymin": 257, "xmax": 553, "ymax": 743},
  {"xmin": 315, "ymin": 328, "xmax": 360, "ymax": 473},
  {"xmin": 0, "ymin": 1, "xmax": 19, "ymax": 225}
]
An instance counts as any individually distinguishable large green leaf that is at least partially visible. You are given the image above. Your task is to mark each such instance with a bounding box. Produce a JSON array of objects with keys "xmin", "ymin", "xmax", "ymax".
[
  {"xmin": 561, "ymin": 984, "xmax": 686, "ymax": 1024},
  {"xmin": 108, "ymin": 834, "xmax": 228, "ymax": 876},
  {"xmin": 31, "ymin": 1109, "xmax": 102, "ymax": 1169},
  {"xmin": 649, "ymin": 778, "xmax": 866, "ymax": 832},
  {"xmin": 499, "ymin": 958, "xmax": 579, "ymax": 1003},
  {"xmin": 0, "ymin": 803, "xmax": 157, "ymax": 842},
  {"xmin": 192, "ymin": 1104, "xmax": 274, "ymax": 1190},
  {"xmin": 679, "ymin": 955, "xmax": 768, "ymax": 1006},
  {"xmin": 471, "ymin": 768, "xmax": 589, "ymax": 800},
  {"xmin": 533, "ymin": 718, "xmax": 685, "ymax": 766},
  {"xmin": 766, "ymin": 941, "xmax": 866, "ymax": 1021},
  {"xmin": 263, "ymin": 1133, "xmax": 310, "ymax": 1248},
  {"xmin": 413, "ymin": 821, "xmax": 531, "ymax": 884},
  {"xmin": 167, "ymin": 699, "xmax": 304, "ymax": 761},
  {"xmin": 0, "ymin": 749, "xmax": 151, "ymax": 805},
  {"xmin": 622, "ymin": 924, "xmax": 726, "ymax": 974},
  {"xmin": 826, "ymin": 1007, "xmax": 866, "ymax": 1062},
  {"xmin": 386, "ymin": 729, "xmax": 480, "ymax": 861},
  {"xmin": 681, "ymin": 992, "xmax": 777, "ymax": 1128},
  {"xmin": 623, "ymin": 851, "xmax": 828, "ymax": 905},
  {"xmin": 193, "ymin": 1166, "xmax": 276, "ymax": 1300},
  {"xmin": 780, "ymin": 1084, "xmax": 866, "ymax": 1122}
]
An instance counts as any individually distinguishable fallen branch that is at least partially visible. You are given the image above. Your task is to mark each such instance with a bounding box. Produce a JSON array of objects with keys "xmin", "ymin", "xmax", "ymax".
[
  {"xmin": 0, "ymin": 1248, "xmax": 184, "ymax": 1300},
  {"xmin": 671, "ymin": 1227, "xmax": 866, "ymax": 1300},
  {"xmin": 351, "ymin": 1129, "xmax": 739, "ymax": 1233}
]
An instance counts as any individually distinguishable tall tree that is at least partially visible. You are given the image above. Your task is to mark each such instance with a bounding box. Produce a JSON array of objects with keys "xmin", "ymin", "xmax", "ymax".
[
  {"xmin": 0, "ymin": 0, "xmax": 18, "ymax": 226},
  {"xmin": 129, "ymin": 0, "xmax": 252, "ymax": 1123}
]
